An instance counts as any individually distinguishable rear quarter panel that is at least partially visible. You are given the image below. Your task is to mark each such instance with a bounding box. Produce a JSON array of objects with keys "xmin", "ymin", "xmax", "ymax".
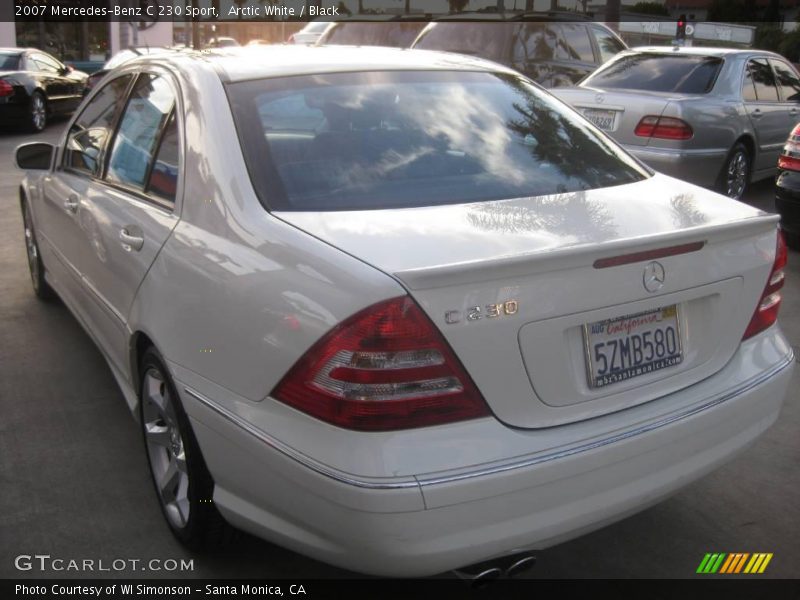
[{"xmin": 127, "ymin": 62, "xmax": 404, "ymax": 403}]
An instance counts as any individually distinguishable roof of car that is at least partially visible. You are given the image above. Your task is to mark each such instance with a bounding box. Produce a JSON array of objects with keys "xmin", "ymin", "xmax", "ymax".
[
  {"xmin": 627, "ymin": 46, "xmax": 773, "ymax": 57},
  {"xmin": 147, "ymin": 44, "xmax": 516, "ymax": 82}
]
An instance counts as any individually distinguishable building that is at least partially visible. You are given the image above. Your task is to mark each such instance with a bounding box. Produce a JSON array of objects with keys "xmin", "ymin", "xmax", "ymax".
[{"xmin": 0, "ymin": 3, "xmax": 173, "ymax": 70}]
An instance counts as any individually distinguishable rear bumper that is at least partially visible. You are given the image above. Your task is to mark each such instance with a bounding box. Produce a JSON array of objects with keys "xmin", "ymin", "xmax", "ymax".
[
  {"xmin": 623, "ymin": 145, "xmax": 728, "ymax": 188},
  {"xmin": 776, "ymin": 170, "xmax": 800, "ymax": 234},
  {"xmin": 178, "ymin": 333, "xmax": 794, "ymax": 577}
]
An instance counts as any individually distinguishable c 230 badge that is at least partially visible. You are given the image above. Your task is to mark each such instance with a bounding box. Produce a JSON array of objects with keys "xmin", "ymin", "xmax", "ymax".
[{"xmin": 445, "ymin": 300, "xmax": 519, "ymax": 324}]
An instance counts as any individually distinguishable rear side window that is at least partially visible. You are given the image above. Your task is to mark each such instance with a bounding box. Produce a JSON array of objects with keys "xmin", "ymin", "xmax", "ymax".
[
  {"xmin": 414, "ymin": 23, "xmax": 515, "ymax": 62},
  {"xmin": 591, "ymin": 26, "xmax": 625, "ymax": 63},
  {"xmin": 513, "ymin": 23, "xmax": 559, "ymax": 62},
  {"xmin": 228, "ymin": 70, "xmax": 648, "ymax": 211},
  {"xmin": 63, "ymin": 74, "xmax": 133, "ymax": 176},
  {"xmin": 558, "ymin": 24, "xmax": 593, "ymax": 62},
  {"xmin": 0, "ymin": 53, "xmax": 20, "ymax": 70},
  {"xmin": 747, "ymin": 59, "xmax": 779, "ymax": 102},
  {"xmin": 770, "ymin": 59, "xmax": 800, "ymax": 102},
  {"xmin": 106, "ymin": 73, "xmax": 175, "ymax": 192},
  {"xmin": 147, "ymin": 112, "xmax": 179, "ymax": 202},
  {"xmin": 585, "ymin": 54, "xmax": 723, "ymax": 94}
]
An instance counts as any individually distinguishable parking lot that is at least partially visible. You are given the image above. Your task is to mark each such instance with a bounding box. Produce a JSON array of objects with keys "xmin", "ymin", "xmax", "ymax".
[{"xmin": 0, "ymin": 119, "xmax": 798, "ymax": 579}]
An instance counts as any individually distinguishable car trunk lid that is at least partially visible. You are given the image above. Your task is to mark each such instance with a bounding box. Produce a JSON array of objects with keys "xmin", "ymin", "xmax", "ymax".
[
  {"xmin": 275, "ymin": 174, "xmax": 779, "ymax": 428},
  {"xmin": 551, "ymin": 87, "xmax": 696, "ymax": 147}
]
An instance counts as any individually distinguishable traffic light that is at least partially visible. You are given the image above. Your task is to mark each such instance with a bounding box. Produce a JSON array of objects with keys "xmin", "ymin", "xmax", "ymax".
[{"xmin": 676, "ymin": 14, "xmax": 687, "ymax": 41}]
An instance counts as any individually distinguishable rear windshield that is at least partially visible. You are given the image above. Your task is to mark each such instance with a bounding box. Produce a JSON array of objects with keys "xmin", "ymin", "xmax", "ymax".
[
  {"xmin": 228, "ymin": 70, "xmax": 648, "ymax": 212},
  {"xmin": 324, "ymin": 23, "xmax": 423, "ymax": 48},
  {"xmin": 0, "ymin": 53, "xmax": 20, "ymax": 70},
  {"xmin": 584, "ymin": 54, "xmax": 723, "ymax": 93},
  {"xmin": 414, "ymin": 23, "xmax": 516, "ymax": 62}
]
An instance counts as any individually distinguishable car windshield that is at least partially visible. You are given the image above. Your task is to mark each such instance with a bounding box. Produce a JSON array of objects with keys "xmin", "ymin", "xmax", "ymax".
[
  {"xmin": 325, "ymin": 23, "xmax": 423, "ymax": 47},
  {"xmin": 414, "ymin": 23, "xmax": 516, "ymax": 61},
  {"xmin": 0, "ymin": 52, "xmax": 20, "ymax": 70},
  {"xmin": 302, "ymin": 22, "xmax": 330, "ymax": 34},
  {"xmin": 228, "ymin": 70, "xmax": 648, "ymax": 212},
  {"xmin": 584, "ymin": 53, "xmax": 724, "ymax": 93}
]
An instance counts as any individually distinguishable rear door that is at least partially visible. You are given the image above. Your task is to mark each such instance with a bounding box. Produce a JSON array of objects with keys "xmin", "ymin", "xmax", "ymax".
[
  {"xmin": 28, "ymin": 52, "xmax": 71, "ymax": 113},
  {"xmin": 743, "ymin": 57, "xmax": 789, "ymax": 171},
  {"xmin": 769, "ymin": 57, "xmax": 800, "ymax": 135},
  {"xmin": 75, "ymin": 69, "xmax": 182, "ymax": 372}
]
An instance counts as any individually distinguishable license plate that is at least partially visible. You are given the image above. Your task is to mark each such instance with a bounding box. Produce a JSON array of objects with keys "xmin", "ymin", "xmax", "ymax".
[
  {"xmin": 582, "ymin": 108, "xmax": 616, "ymax": 131},
  {"xmin": 583, "ymin": 305, "xmax": 683, "ymax": 389}
]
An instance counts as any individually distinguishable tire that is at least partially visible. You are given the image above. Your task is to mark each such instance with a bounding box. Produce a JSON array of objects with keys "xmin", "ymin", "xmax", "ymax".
[
  {"xmin": 27, "ymin": 91, "xmax": 47, "ymax": 133},
  {"xmin": 21, "ymin": 200, "xmax": 56, "ymax": 301},
  {"xmin": 784, "ymin": 230, "xmax": 800, "ymax": 250},
  {"xmin": 139, "ymin": 347, "xmax": 234, "ymax": 549},
  {"xmin": 717, "ymin": 143, "xmax": 750, "ymax": 200}
]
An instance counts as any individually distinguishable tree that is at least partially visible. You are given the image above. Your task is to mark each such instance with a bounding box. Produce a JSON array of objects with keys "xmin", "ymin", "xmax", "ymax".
[
  {"xmin": 631, "ymin": 2, "xmax": 669, "ymax": 16},
  {"xmin": 448, "ymin": 0, "xmax": 468, "ymax": 12},
  {"xmin": 337, "ymin": 1, "xmax": 351, "ymax": 16},
  {"xmin": 606, "ymin": 0, "xmax": 620, "ymax": 31}
]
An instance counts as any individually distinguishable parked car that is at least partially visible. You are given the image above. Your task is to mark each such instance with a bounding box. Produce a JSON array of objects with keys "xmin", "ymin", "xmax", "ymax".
[
  {"xmin": 288, "ymin": 20, "xmax": 331, "ymax": 44},
  {"xmin": 0, "ymin": 47, "xmax": 88, "ymax": 132},
  {"xmin": 551, "ymin": 47, "xmax": 800, "ymax": 199},
  {"xmin": 775, "ymin": 123, "xmax": 800, "ymax": 248},
  {"xmin": 411, "ymin": 18, "xmax": 627, "ymax": 87},
  {"xmin": 86, "ymin": 47, "xmax": 176, "ymax": 92},
  {"xmin": 206, "ymin": 36, "xmax": 240, "ymax": 49},
  {"xmin": 14, "ymin": 45, "xmax": 793, "ymax": 578},
  {"xmin": 316, "ymin": 16, "xmax": 426, "ymax": 48}
]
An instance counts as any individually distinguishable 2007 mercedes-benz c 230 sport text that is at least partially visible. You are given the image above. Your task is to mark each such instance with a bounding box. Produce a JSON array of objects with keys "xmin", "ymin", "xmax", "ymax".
[{"xmin": 14, "ymin": 45, "xmax": 793, "ymax": 577}]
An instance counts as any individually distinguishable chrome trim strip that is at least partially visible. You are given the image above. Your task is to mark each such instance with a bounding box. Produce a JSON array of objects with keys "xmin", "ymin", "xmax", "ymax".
[
  {"xmin": 184, "ymin": 352, "xmax": 792, "ymax": 492},
  {"xmin": 182, "ymin": 387, "xmax": 420, "ymax": 491},
  {"xmin": 417, "ymin": 352, "xmax": 794, "ymax": 487}
]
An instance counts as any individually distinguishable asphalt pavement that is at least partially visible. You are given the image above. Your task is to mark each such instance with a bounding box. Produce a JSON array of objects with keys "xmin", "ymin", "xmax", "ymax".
[{"xmin": 0, "ymin": 120, "xmax": 798, "ymax": 580}]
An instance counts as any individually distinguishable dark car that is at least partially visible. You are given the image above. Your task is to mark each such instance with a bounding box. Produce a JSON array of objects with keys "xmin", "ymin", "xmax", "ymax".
[
  {"xmin": 775, "ymin": 123, "xmax": 800, "ymax": 248},
  {"xmin": 0, "ymin": 48, "xmax": 88, "ymax": 132},
  {"xmin": 316, "ymin": 17, "xmax": 426, "ymax": 48},
  {"xmin": 411, "ymin": 18, "xmax": 627, "ymax": 88}
]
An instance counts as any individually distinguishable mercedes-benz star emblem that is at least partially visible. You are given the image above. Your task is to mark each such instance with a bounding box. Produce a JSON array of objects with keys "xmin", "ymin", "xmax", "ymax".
[
  {"xmin": 643, "ymin": 261, "xmax": 666, "ymax": 293},
  {"xmin": 595, "ymin": 93, "xmax": 605, "ymax": 104}
]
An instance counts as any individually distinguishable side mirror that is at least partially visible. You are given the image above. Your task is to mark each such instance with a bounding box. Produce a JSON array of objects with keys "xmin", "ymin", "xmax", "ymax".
[{"xmin": 15, "ymin": 142, "xmax": 54, "ymax": 170}]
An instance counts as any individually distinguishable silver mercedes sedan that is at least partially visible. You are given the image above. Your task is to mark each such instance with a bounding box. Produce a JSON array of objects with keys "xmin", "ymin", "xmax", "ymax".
[
  {"xmin": 14, "ymin": 45, "xmax": 793, "ymax": 578},
  {"xmin": 552, "ymin": 47, "xmax": 800, "ymax": 199}
]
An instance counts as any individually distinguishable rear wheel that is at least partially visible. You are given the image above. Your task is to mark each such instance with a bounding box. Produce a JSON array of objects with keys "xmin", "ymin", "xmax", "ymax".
[
  {"xmin": 21, "ymin": 201, "xmax": 56, "ymax": 301},
  {"xmin": 27, "ymin": 92, "xmax": 46, "ymax": 133},
  {"xmin": 718, "ymin": 143, "xmax": 750, "ymax": 200},
  {"xmin": 139, "ymin": 348, "xmax": 233, "ymax": 548}
]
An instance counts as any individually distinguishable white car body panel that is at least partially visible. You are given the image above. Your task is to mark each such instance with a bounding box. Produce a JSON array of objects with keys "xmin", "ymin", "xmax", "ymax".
[{"xmin": 17, "ymin": 45, "xmax": 795, "ymax": 577}]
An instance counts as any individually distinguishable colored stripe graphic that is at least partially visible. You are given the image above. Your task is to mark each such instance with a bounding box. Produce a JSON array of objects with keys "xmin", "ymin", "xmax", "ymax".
[{"xmin": 698, "ymin": 553, "xmax": 773, "ymax": 574}]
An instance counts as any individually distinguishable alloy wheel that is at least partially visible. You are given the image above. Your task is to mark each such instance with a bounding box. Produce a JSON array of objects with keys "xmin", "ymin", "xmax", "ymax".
[
  {"xmin": 725, "ymin": 150, "xmax": 748, "ymax": 199},
  {"xmin": 31, "ymin": 95, "xmax": 46, "ymax": 131},
  {"xmin": 22, "ymin": 204, "xmax": 40, "ymax": 289},
  {"xmin": 142, "ymin": 368, "xmax": 191, "ymax": 529}
]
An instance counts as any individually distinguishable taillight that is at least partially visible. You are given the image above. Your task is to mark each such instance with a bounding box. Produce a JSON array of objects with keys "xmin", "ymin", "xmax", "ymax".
[
  {"xmin": 778, "ymin": 123, "xmax": 800, "ymax": 172},
  {"xmin": 272, "ymin": 296, "xmax": 490, "ymax": 431},
  {"xmin": 742, "ymin": 230, "xmax": 788, "ymax": 340},
  {"xmin": 0, "ymin": 80, "xmax": 14, "ymax": 97},
  {"xmin": 634, "ymin": 116, "xmax": 693, "ymax": 140}
]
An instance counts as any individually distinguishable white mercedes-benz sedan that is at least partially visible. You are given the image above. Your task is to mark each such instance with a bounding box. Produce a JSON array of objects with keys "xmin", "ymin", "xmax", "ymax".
[{"xmin": 14, "ymin": 45, "xmax": 794, "ymax": 578}]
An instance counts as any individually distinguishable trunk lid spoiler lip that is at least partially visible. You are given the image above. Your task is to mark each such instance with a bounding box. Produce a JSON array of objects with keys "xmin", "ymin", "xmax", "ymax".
[{"xmin": 393, "ymin": 214, "xmax": 779, "ymax": 291}]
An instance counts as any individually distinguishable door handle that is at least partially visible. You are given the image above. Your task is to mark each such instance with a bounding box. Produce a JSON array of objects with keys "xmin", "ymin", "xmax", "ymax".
[
  {"xmin": 64, "ymin": 194, "xmax": 78, "ymax": 214},
  {"xmin": 119, "ymin": 228, "xmax": 144, "ymax": 252},
  {"xmin": 751, "ymin": 108, "xmax": 763, "ymax": 119},
  {"xmin": 790, "ymin": 107, "xmax": 798, "ymax": 116}
]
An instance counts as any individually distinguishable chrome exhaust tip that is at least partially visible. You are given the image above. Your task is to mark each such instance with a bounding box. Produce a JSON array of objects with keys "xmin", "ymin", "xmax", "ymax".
[
  {"xmin": 505, "ymin": 555, "xmax": 537, "ymax": 578},
  {"xmin": 454, "ymin": 551, "xmax": 537, "ymax": 585},
  {"xmin": 453, "ymin": 565, "xmax": 503, "ymax": 588}
]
